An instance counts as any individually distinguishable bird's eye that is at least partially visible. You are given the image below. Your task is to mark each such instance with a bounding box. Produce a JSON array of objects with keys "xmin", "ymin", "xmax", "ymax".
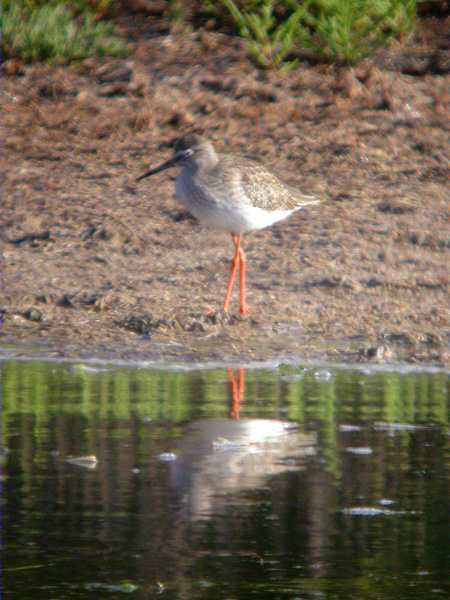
[{"xmin": 183, "ymin": 148, "xmax": 194, "ymax": 158}]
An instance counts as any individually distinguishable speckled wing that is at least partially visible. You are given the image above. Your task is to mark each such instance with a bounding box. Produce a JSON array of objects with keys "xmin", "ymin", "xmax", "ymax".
[{"xmin": 222, "ymin": 155, "xmax": 319, "ymax": 212}]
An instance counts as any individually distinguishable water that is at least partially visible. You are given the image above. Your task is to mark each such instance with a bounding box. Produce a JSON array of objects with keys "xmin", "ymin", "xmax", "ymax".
[{"xmin": 1, "ymin": 360, "xmax": 449, "ymax": 599}]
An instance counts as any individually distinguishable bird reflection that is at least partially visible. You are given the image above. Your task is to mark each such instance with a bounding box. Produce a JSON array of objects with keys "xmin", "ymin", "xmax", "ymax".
[{"xmin": 168, "ymin": 367, "xmax": 316, "ymax": 520}]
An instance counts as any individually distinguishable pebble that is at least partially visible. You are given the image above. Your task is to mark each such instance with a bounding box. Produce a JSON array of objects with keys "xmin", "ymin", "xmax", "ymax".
[
  {"xmin": 65, "ymin": 455, "xmax": 98, "ymax": 469},
  {"xmin": 24, "ymin": 308, "xmax": 42, "ymax": 322},
  {"xmin": 338, "ymin": 424, "xmax": 361, "ymax": 432},
  {"xmin": 314, "ymin": 370, "xmax": 333, "ymax": 382},
  {"xmin": 158, "ymin": 452, "xmax": 177, "ymax": 462},
  {"xmin": 345, "ymin": 447, "xmax": 373, "ymax": 455}
]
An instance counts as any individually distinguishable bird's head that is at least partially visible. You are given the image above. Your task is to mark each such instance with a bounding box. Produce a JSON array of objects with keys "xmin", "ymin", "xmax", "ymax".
[{"xmin": 137, "ymin": 134, "xmax": 217, "ymax": 182}]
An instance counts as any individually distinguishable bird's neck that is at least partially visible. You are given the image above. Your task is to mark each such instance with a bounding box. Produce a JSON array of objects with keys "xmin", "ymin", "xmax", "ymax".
[{"xmin": 190, "ymin": 148, "xmax": 219, "ymax": 174}]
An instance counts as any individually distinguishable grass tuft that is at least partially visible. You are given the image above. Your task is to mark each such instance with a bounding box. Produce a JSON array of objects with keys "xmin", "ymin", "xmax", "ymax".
[
  {"xmin": 2, "ymin": 1, "xmax": 128, "ymax": 63},
  {"xmin": 221, "ymin": 0, "xmax": 306, "ymax": 71},
  {"xmin": 299, "ymin": 0, "xmax": 417, "ymax": 64},
  {"xmin": 220, "ymin": 0, "xmax": 417, "ymax": 69}
]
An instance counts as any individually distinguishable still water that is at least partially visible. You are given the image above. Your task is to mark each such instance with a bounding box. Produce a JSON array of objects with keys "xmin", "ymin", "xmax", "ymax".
[{"xmin": 2, "ymin": 360, "xmax": 449, "ymax": 599}]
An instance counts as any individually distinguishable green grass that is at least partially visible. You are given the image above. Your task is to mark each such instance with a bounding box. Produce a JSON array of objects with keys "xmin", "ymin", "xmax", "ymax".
[
  {"xmin": 220, "ymin": 0, "xmax": 417, "ymax": 69},
  {"xmin": 222, "ymin": 0, "xmax": 307, "ymax": 71},
  {"xmin": 2, "ymin": 0, "xmax": 114, "ymax": 15},
  {"xmin": 1, "ymin": 1, "xmax": 128, "ymax": 63},
  {"xmin": 1, "ymin": 0, "xmax": 418, "ymax": 67},
  {"xmin": 298, "ymin": 0, "xmax": 417, "ymax": 64}
]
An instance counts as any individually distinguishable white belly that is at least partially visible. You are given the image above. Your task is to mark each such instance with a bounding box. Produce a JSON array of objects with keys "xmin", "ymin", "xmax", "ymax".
[{"xmin": 175, "ymin": 174, "xmax": 296, "ymax": 234}]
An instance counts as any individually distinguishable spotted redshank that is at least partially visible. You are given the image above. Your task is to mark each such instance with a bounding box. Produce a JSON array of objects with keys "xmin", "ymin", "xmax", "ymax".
[{"xmin": 137, "ymin": 134, "xmax": 320, "ymax": 315}]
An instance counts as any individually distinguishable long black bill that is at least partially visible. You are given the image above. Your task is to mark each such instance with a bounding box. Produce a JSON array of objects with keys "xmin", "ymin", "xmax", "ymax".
[{"xmin": 136, "ymin": 151, "xmax": 185, "ymax": 182}]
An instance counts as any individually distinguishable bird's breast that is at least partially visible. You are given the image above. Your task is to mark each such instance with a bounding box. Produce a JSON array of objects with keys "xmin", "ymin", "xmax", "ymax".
[{"xmin": 175, "ymin": 171, "xmax": 222, "ymax": 214}]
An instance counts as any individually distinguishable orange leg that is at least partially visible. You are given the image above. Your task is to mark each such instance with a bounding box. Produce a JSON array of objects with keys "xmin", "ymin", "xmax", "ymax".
[
  {"xmin": 238, "ymin": 246, "xmax": 248, "ymax": 316},
  {"xmin": 223, "ymin": 234, "xmax": 241, "ymax": 313},
  {"xmin": 223, "ymin": 234, "xmax": 249, "ymax": 315}
]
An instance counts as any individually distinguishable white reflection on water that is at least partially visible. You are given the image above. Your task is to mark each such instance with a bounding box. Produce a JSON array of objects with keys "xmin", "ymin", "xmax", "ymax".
[{"xmin": 167, "ymin": 418, "xmax": 316, "ymax": 519}]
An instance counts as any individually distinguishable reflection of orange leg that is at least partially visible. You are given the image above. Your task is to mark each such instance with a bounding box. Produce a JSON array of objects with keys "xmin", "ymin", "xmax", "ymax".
[
  {"xmin": 223, "ymin": 234, "xmax": 241, "ymax": 313},
  {"xmin": 227, "ymin": 368, "xmax": 238, "ymax": 417},
  {"xmin": 227, "ymin": 367, "xmax": 245, "ymax": 420},
  {"xmin": 237, "ymin": 367, "xmax": 245, "ymax": 404}
]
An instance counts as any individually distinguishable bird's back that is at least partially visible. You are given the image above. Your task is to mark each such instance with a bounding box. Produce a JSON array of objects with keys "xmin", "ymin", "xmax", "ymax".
[{"xmin": 200, "ymin": 153, "xmax": 319, "ymax": 212}]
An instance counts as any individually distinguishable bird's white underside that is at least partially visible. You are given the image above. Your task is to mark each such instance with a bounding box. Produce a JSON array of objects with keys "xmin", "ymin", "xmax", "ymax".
[
  {"xmin": 175, "ymin": 174, "xmax": 313, "ymax": 234},
  {"xmin": 186, "ymin": 198, "xmax": 298, "ymax": 233}
]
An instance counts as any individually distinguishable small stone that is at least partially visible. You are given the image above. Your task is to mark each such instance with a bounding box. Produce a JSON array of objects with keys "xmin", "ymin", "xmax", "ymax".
[
  {"xmin": 116, "ymin": 314, "xmax": 174, "ymax": 334},
  {"xmin": 65, "ymin": 455, "xmax": 98, "ymax": 469},
  {"xmin": 314, "ymin": 370, "xmax": 333, "ymax": 382},
  {"xmin": 338, "ymin": 424, "xmax": 361, "ymax": 432},
  {"xmin": 365, "ymin": 277, "xmax": 383, "ymax": 288},
  {"xmin": 24, "ymin": 308, "xmax": 42, "ymax": 322},
  {"xmin": 363, "ymin": 344, "xmax": 393, "ymax": 361},
  {"xmin": 80, "ymin": 226, "xmax": 97, "ymax": 241},
  {"xmin": 96, "ymin": 63, "xmax": 132, "ymax": 84},
  {"xmin": 345, "ymin": 447, "xmax": 373, "ymax": 455},
  {"xmin": 98, "ymin": 82, "xmax": 129, "ymax": 97},
  {"xmin": 187, "ymin": 320, "xmax": 208, "ymax": 333},
  {"xmin": 56, "ymin": 294, "xmax": 73, "ymax": 308},
  {"xmin": 377, "ymin": 200, "xmax": 415, "ymax": 214},
  {"xmin": 158, "ymin": 452, "xmax": 177, "ymax": 462},
  {"xmin": 77, "ymin": 291, "xmax": 98, "ymax": 306}
]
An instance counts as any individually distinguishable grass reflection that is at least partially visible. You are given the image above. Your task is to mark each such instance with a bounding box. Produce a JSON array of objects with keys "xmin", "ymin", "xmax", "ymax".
[{"xmin": 2, "ymin": 361, "xmax": 449, "ymax": 448}]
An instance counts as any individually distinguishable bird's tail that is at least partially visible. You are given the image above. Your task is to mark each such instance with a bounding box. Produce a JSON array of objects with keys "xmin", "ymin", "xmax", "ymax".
[{"xmin": 296, "ymin": 193, "xmax": 321, "ymax": 208}]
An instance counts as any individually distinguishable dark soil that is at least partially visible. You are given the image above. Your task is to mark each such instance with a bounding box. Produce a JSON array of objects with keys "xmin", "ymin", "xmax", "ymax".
[{"xmin": 1, "ymin": 16, "xmax": 449, "ymax": 365}]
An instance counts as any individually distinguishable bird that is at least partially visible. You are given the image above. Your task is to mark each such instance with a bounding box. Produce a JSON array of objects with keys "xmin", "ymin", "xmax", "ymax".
[{"xmin": 137, "ymin": 134, "xmax": 320, "ymax": 315}]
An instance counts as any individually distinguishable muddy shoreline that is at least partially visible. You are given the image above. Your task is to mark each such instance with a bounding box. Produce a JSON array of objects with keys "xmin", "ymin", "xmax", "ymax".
[{"xmin": 1, "ymin": 24, "xmax": 449, "ymax": 366}]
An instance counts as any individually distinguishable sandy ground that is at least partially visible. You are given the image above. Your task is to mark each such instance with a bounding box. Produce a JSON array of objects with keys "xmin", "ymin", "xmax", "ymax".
[{"xmin": 1, "ymin": 19, "xmax": 449, "ymax": 365}]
